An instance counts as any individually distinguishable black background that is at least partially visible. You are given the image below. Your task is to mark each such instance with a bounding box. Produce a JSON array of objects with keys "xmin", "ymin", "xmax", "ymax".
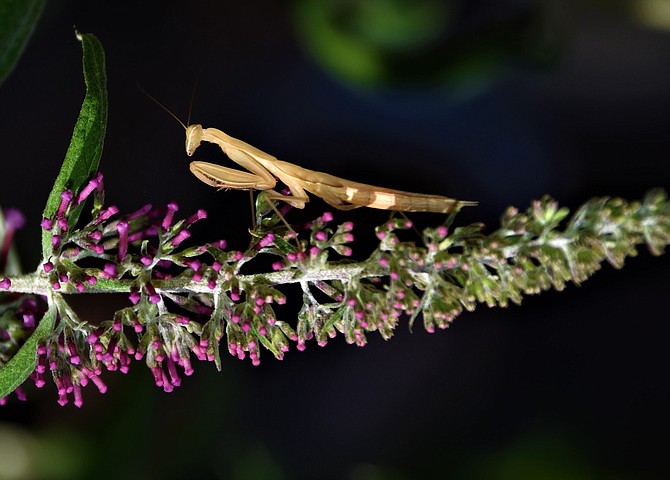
[{"xmin": 1, "ymin": 1, "xmax": 669, "ymax": 479}]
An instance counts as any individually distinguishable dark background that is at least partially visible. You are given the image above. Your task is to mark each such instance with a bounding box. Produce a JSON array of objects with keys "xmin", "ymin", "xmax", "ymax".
[{"xmin": 1, "ymin": 1, "xmax": 669, "ymax": 479}]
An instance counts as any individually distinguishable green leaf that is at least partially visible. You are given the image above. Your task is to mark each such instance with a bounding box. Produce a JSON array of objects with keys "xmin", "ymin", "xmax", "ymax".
[
  {"xmin": 41, "ymin": 32, "xmax": 108, "ymax": 259},
  {"xmin": 0, "ymin": 0, "xmax": 45, "ymax": 85},
  {"xmin": 0, "ymin": 302, "xmax": 56, "ymax": 399}
]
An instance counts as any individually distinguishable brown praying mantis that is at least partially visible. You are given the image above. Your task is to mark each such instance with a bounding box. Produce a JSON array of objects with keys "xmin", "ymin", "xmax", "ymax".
[
  {"xmin": 144, "ymin": 88, "xmax": 476, "ymax": 218},
  {"xmin": 185, "ymin": 125, "xmax": 477, "ymax": 214}
]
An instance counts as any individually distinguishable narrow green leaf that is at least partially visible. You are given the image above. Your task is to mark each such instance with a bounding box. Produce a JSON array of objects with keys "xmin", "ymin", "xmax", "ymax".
[
  {"xmin": 0, "ymin": 302, "xmax": 56, "ymax": 399},
  {"xmin": 0, "ymin": 0, "xmax": 45, "ymax": 84},
  {"xmin": 41, "ymin": 32, "xmax": 107, "ymax": 259}
]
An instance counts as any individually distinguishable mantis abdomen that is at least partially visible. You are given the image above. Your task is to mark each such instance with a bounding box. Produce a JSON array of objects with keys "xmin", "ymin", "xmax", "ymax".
[{"xmin": 273, "ymin": 161, "xmax": 475, "ymax": 213}]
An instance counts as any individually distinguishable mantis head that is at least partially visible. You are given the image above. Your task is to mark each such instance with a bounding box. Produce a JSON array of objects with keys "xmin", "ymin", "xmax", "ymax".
[{"xmin": 185, "ymin": 124, "xmax": 204, "ymax": 156}]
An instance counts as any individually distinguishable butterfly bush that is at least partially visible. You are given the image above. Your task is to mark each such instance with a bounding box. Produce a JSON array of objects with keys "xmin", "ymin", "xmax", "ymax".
[{"xmin": 1, "ymin": 170, "xmax": 669, "ymax": 407}]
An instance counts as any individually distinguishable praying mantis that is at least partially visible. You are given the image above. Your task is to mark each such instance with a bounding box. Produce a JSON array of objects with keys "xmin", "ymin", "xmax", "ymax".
[
  {"xmin": 185, "ymin": 125, "xmax": 476, "ymax": 214},
  {"xmin": 144, "ymin": 88, "xmax": 476, "ymax": 214}
]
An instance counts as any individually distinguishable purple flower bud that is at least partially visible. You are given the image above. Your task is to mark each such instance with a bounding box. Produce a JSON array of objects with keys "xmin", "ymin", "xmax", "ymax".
[
  {"xmin": 0, "ymin": 277, "xmax": 11, "ymax": 289},
  {"xmin": 166, "ymin": 358, "xmax": 181, "ymax": 387},
  {"xmin": 258, "ymin": 233, "xmax": 275, "ymax": 249},
  {"xmin": 117, "ymin": 221, "xmax": 129, "ymax": 260},
  {"xmin": 103, "ymin": 262, "xmax": 117, "ymax": 278},
  {"xmin": 43, "ymin": 262, "xmax": 54, "ymax": 273},
  {"xmin": 183, "ymin": 259, "xmax": 201, "ymax": 271},
  {"xmin": 170, "ymin": 230, "xmax": 191, "ymax": 247},
  {"xmin": 95, "ymin": 205, "xmax": 119, "ymax": 224},
  {"xmin": 94, "ymin": 172, "xmax": 104, "ymax": 188},
  {"xmin": 161, "ymin": 202, "xmax": 179, "ymax": 230},
  {"xmin": 76, "ymin": 175, "xmax": 102, "ymax": 205},
  {"xmin": 140, "ymin": 255, "xmax": 153, "ymax": 266},
  {"xmin": 437, "ymin": 226, "xmax": 448, "ymax": 238},
  {"xmin": 51, "ymin": 235, "xmax": 61, "ymax": 248},
  {"xmin": 55, "ymin": 218, "xmax": 68, "ymax": 231},
  {"xmin": 315, "ymin": 231, "xmax": 327, "ymax": 242},
  {"xmin": 342, "ymin": 221, "xmax": 354, "ymax": 232},
  {"xmin": 86, "ymin": 244, "xmax": 104, "ymax": 254},
  {"xmin": 129, "ymin": 288, "xmax": 140, "ymax": 305},
  {"xmin": 40, "ymin": 217, "xmax": 53, "ymax": 230},
  {"xmin": 145, "ymin": 283, "xmax": 161, "ymax": 304},
  {"xmin": 185, "ymin": 209, "xmax": 207, "ymax": 226},
  {"xmin": 57, "ymin": 190, "xmax": 74, "ymax": 216},
  {"xmin": 321, "ymin": 212, "xmax": 333, "ymax": 223},
  {"xmin": 91, "ymin": 375, "xmax": 107, "ymax": 394}
]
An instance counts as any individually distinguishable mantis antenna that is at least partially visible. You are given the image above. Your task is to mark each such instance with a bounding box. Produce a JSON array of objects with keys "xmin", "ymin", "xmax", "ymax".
[
  {"xmin": 138, "ymin": 83, "xmax": 187, "ymax": 130},
  {"xmin": 186, "ymin": 80, "xmax": 197, "ymax": 128}
]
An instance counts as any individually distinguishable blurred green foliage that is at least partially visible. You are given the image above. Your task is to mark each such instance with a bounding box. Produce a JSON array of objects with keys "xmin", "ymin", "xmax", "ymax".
[
  {"xmin": 292, "ymin": 0, "xmax": 561, "ymax": 95},
  {"xmin": 0, "ymin": 0, "xmax": 45, "ymax": 85}
]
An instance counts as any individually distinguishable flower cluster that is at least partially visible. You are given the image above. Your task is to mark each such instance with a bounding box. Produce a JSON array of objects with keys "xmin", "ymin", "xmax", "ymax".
[{"xmin": 1, "ymin": 174, "xmax": 669, "ymax": 407}]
